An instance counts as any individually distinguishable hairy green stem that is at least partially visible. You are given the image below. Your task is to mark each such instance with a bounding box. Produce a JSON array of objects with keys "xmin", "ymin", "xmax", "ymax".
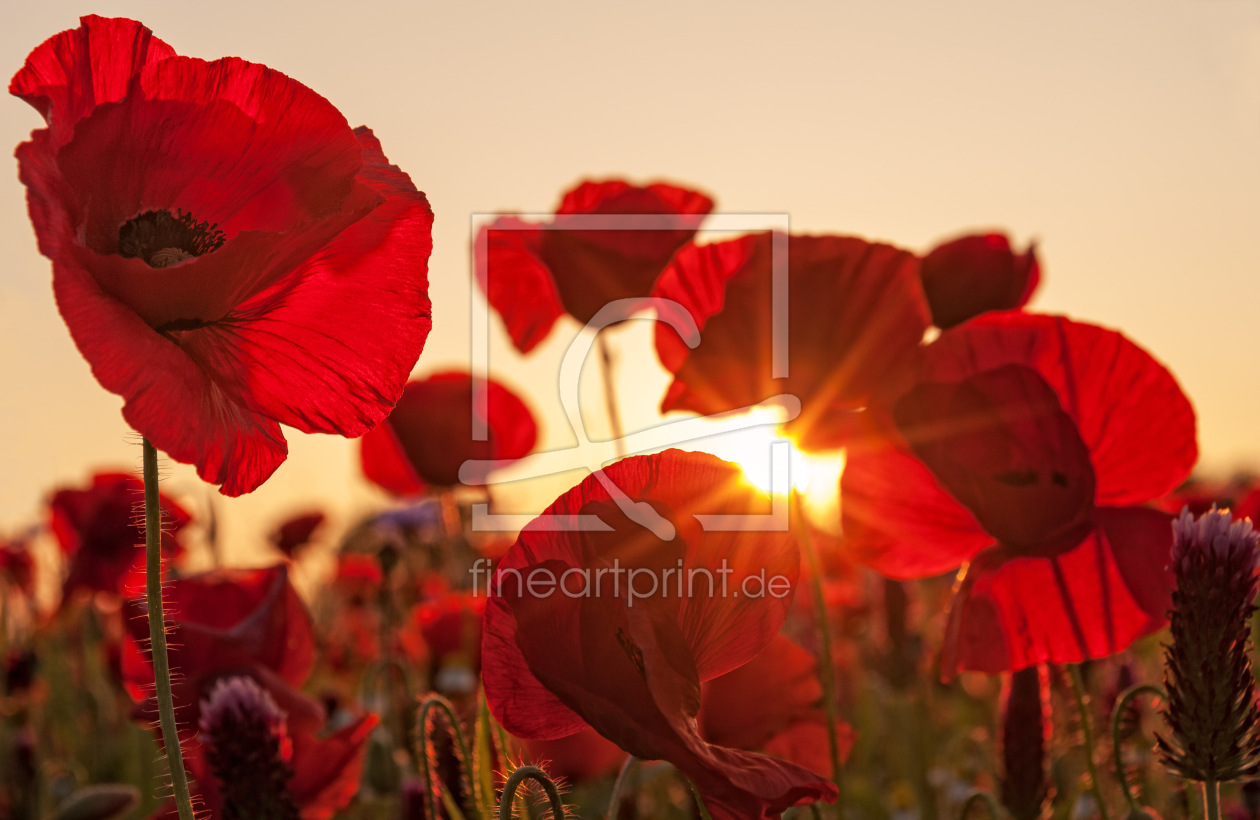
[
  {"xmin": 1068, "ymin": 665, "xmax": 1111, "ymax": 820},
  {"xmin": 499, "ymin": 765, "xmax": 565, "ymax": 820},
  {"xmin": 1202, "ymin": 781, "xmax": 1220, "ymax": 820},
  {"xmin": 1110, "ymin": 684, "xmax": 1166, "ymax": 812},
  {"xmin": 142, "ymin": 440, "xmax": 195, "ymax": 820},
  {"xmin": 794, "ymin": 491, "xmax": 845, "ymax": 810},
  {"xmin": 417, "ymin": 693, "xmax": 478, "ymax": 820}
]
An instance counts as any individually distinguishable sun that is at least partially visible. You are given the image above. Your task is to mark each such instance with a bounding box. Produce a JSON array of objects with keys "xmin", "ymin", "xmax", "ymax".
[{"xmin": 683, "ymin": 407, "xmax": 846, "ymax": 526}]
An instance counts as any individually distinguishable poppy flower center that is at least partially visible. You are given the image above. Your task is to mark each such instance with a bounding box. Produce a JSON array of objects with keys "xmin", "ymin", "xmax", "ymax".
[{"xmin": 118, "ymin": 209, "xmax": 226, "ymax": 268}]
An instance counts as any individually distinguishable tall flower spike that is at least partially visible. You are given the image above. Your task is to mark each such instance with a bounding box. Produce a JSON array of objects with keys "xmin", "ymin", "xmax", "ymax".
[
  {"xmin": 200, "ymin": 676, "xmax": 301, "ymax": 820},
  {"xmin": 1156, "ymin": 506, "xmax": 1260, "ymax": 783},
  {"xmin": 1000, "ymin": 665, "xmax": 1051, "ymax": 820}
]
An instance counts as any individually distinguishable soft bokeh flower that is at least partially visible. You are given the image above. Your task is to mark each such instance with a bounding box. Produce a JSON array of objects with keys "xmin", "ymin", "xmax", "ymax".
[
  {"xmin": 50, "ymin": 471, "xmax": 189, "ymax": 601},
  {"xmin": 11, "ymin": 16, "xmax": 434, "ymax": 495},
  {"xmin": 271, "ymin": 512, "xmax": 326, "ymax": 559},
  {"xmin": 360, "ymin": 372, "xmax": 537, "ymax": 495}
]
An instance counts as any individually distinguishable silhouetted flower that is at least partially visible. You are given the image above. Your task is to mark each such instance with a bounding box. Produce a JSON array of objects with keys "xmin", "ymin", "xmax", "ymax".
[{"xmin": 51, "ymin": 472, "xmax": 189, "ymax": 601}]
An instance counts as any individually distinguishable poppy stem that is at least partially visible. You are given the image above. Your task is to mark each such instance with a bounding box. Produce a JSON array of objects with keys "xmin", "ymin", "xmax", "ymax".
[
  {"xmin": 597, "ymin": 334, "xmax": 625, "ymax": 458},
  {"xmin": 1067, "ymin": 664, "xmax": 1111, "ymax": 820},
  {"xmin": 793, "ymin": 491, "xmax": 845, "ymax": 813},
  {"xmin": 606, "ymin": 756, "xmax": 637, "ymax": 820},
  {"xmin": 1110, "ymin": 684, "xmax": 1165, "ymax": 812},
  {"xmin": 684, "ymin": 774, "xmax": 715, "ymax": 820},
  {"xmin": 417, "ymin": 693, "xmax": 479, "ymax": 820},
  {"xmin": 1202, "ymin": 781, "xmax": 1221, "ymax": 820},
  {"xmin": 499, "ymin": 765, "xmax": 565, "ymax": 820},
  {"xmin": 141, "ymin": 439, "xmax": 195, "ymax": 820}
]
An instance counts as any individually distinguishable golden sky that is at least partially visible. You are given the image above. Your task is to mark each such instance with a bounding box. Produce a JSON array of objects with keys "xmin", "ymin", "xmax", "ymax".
[{"xmin": 2, "ymin": 0, "xmax": 1258, "ymax": 563}]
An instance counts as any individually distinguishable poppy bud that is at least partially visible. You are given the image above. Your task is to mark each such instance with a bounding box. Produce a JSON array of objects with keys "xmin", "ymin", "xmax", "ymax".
[
  {"xmin": 200, "ymin": 676, "xmax": 300, "ymax": 820},
  {"xmin": 1000, "ymin": 665, "xmax": 1052, "ymax": 820},
  {"xmin": 1156, "ymin": 507, "xmax": 1260, "ymax": 782},
  {"xmin": 919, "ymin": 232, "xmax": 1040, "ymax": 329}
]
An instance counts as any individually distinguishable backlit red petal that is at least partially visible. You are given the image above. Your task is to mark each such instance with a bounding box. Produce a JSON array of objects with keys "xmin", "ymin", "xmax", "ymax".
[
  {"xmin": 52, "ymin": 260, "xmax": 287, "ymax": 495},
  {"xmin": 476, "ymin": 218, "xmax": 564, "ymax": 354},
  {"xmin": 9, "ymin": 16, "xmax": 175, "ymax": 143},
  {"xmin": 918, "ymin": 313, "xmax": 1197, "ymax": 506},
  {"xmin": 941, "ymin": 509, "xmax": 1173, "ymax": 676},
  {"xmin": 654, "ymin": 233, "xmax": 930, "ymax": 450},
  {"xmin": 919, "ymin": 232, "xmax": 1040, "ymax": 329},
  {"xmin": 841, "ymin": 412, "xmax": 992, "ymax": 579}
]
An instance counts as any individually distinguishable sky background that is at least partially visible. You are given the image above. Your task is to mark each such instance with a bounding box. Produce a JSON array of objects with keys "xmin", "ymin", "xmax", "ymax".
[{"xmin": 2, "ymin": 0, "xmax": 1258, "ymax": 565}]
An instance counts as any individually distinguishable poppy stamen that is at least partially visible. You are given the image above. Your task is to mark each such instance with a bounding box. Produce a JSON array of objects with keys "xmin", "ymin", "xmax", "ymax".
[{"xmin": 118, "ymin": 209, "xmax": 226, "ymax": 268}]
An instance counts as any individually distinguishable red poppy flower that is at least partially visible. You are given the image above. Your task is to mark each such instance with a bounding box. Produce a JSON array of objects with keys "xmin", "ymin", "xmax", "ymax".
[
  {"xmin": 919, "ymin": 233, "xmax": 1040, "ymax": 329},
  {"xmin": 360, "ymin": 371, "xmax": 537, "ymax": 495},
  {"xmin": 11, "ymin": 16, "xmax": 434, "ymax": 496},
  {"xmin": 653, "ymin": 232, "xmax": 930, "ymax": 451},
  {"xmin": 123, "ymin": 566, "xmax": 373, "ymax": 819},
  {"xmin": 841, "ymin": 312, "xmax": 1197, "ymax": 676},
  {"xmin": 700, "ymin": 634, "xmax": 852, "ymax": 780},
  {"xmin": 50, "ymin": 472, "xmax": 190, "ymax": 601},
  {"xmin": 271, "ymin": 511, "xmax": 326, "ymax": 558},
  {"xmin": 483, "ymin": 449, "xmax": 836, "ymax": 820},
  {"xmin": 477, "ymin": 179, "xmax": 713, "ymax": 353}
]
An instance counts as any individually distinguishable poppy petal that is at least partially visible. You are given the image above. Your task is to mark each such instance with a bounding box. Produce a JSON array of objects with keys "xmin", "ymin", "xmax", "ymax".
[
  {"xmin": 940, "ymin": 507, "xmax": 1174, "ymax": 677},
  {"xmin": 162, "ymin": 129, "xmax": 433, "ymax": 438},
  {"xmin": 654, "ymin": 233, "xmax": 930, "ymax": 451},
  {"xmin": 918, "ymin": 313, "xmax": 1197, "ymax": 506},
  {"xmin": 483, "ymin": 450, "xmax": 799, "ymax": 739},
  {"xmin": 8, "ymin": 15, "xmax": 175, "ymax": 144},
  {"xmin": 476, "ymin": 218, "xmax": 564, "ymax": 354},
  {"xmin": 700, "ymin": 635, "xmax": 823, "ymax": 752},
  {"xmin": 289, "ymin": 714, "xmax": 378, "ymax": 820},
  {"xmin": 52, "ymin": 260, "xmax": 287, "ymax": 495},
  {"xmin": 841, "ymin": 412, "xmax": 992, "ymax": 579},
  {"xmin": 362, "ymin": 371, "xmax": 538, "ymax": 493},
  {"xmin": 892, "ymin": 365, "xmax": 1096, "ymax": 555},
  {"xmin": 919, "ymin": 233, "xmax": 1040, "ymax": 329}
]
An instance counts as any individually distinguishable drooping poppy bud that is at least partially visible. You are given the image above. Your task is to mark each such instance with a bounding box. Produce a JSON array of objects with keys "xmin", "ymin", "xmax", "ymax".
[
  {"xmin": 1000, "ymin": 665, "xmax": 1051, "ymax": 820},
  {"xmin": 1156, "ymin": 507, "xmax": 1260, "ymax": 782},
  {"xmin": 919, "ymin": 232, "xmax": 1040, "ymax": 329},
  {"xmin": 200, "ymin": 676, "xmax": 301, "ymax": 820}
]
